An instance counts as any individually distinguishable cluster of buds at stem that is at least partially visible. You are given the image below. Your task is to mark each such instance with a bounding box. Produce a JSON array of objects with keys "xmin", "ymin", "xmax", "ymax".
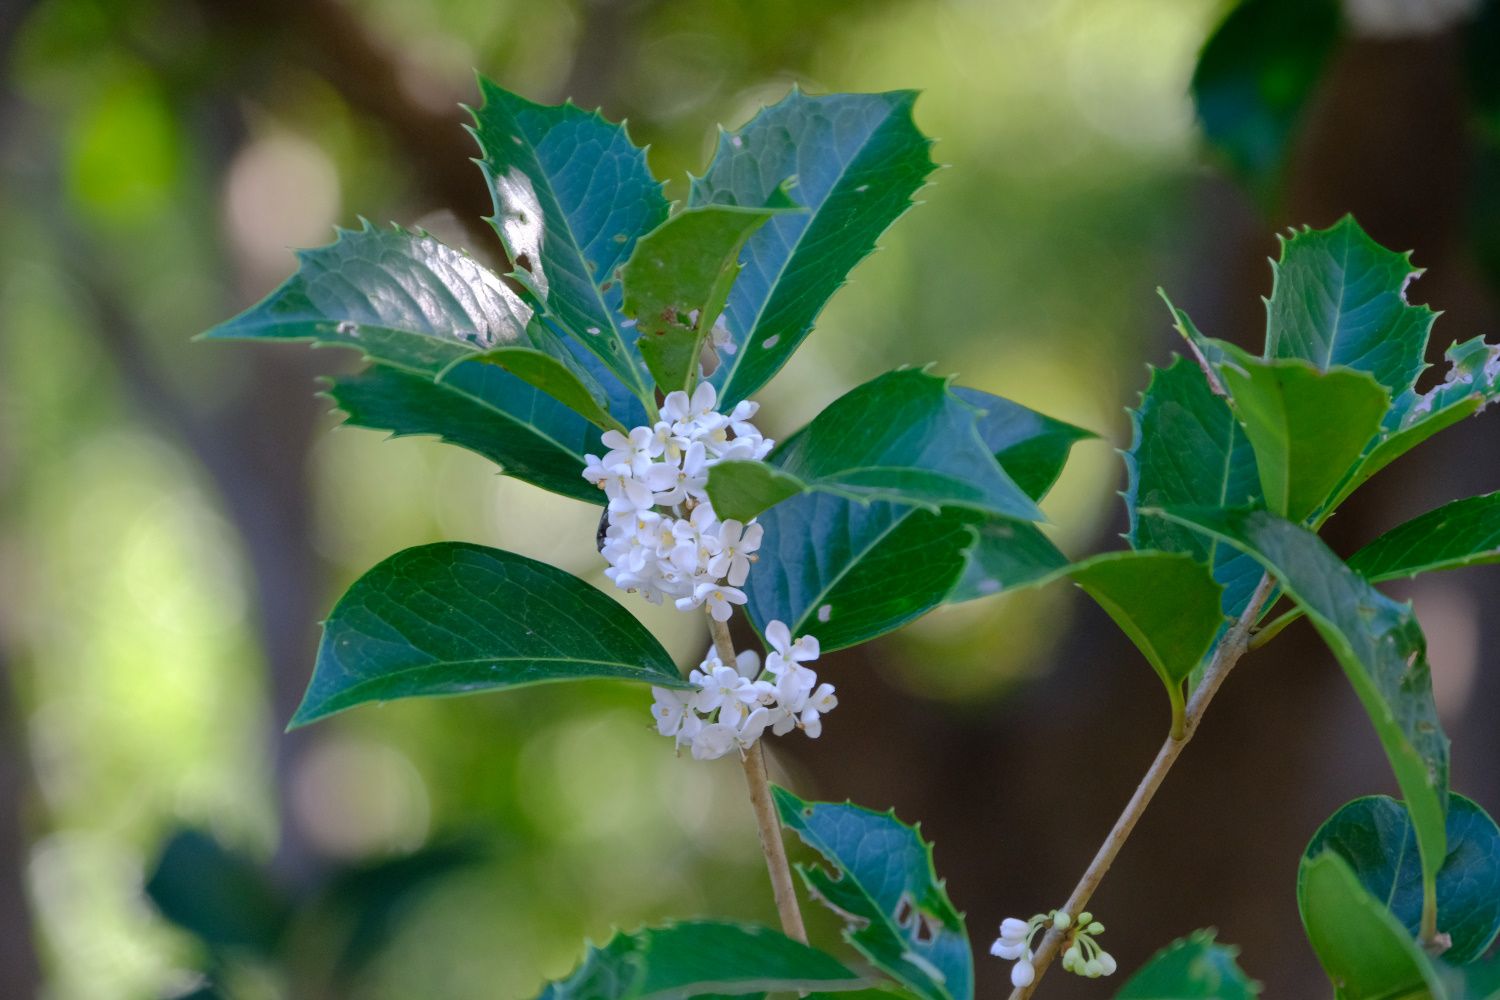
[{"xmin": 991, "ymin": 908, "xmax": 1115, "ymax": 987}]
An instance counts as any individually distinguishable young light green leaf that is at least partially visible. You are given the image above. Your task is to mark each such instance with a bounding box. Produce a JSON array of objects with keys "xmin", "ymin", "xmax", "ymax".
[
  {"xmin": 691, "ymin": 89, "xmax": 938, "ymax": 406},
  {"xmin": 1069, "ymin": 551, "xmax": 1227, "ymax": 738},
  {"xmin": 1303, "ymin": 795, "xmax": 1500, "ymax": 965},
  {"xmin": 622, "ymin": 194, "xmax": 799, "ymax": 394},
  {"xmin": 468, "ymin": 77, "xmax": 667, "ymax": 404},
  {"xmin": 1217, "ymin": 350, "xmax": 1390, "ymax": 522},
  {"xmin": 1191, "ymin": 0, "xmax": 1339, "ymax": 197},
  {"xmin": 774, "ymin": 787, "xmax": 972, "ymax": 1000},
  {"xmin": 325, "ymin": 360, "xmax": 616, "ymax": 505},
  {"xmin": 291, "ymin": 543, "xmax": 687, "ymax": 728},
  {"xmin": 469, "ymin": 345, "xmax": 624, "ymax": 432},
  {"xmin": 1299, "ymin": 852, "xmax": 1445, "ymax": 1000},
  {"xmin": 704, "ymin": 461, "xmax": 805, "ymax": 524},
  {"xmin": 1156, "ymin": 507, "xmax": 1449, "ymax": 918},
  {"xmin": 1114, "ymin": 929, "xmax": 1259, "ymax": 1000},
  {"xmin": 708, "ymin": 369, "xmax": 1043, "ymax": 524},
  {"xmin": 535, "ymin": 922, "xmax": 869, "ymax": 1000},
  {"xmin": 1125, "ymin": 356, "xmax": 1263, "ymax": 619},
  {"xmin": 1349, "ymin": 492, "xmax": 1500, "ymax": 582},
  {"xmin": 1265, "ymin": 216, "xmax": 1436, "ymax": 399},
  {"xmin": 199, "ymin": 221, "xmax": 531, "ymax": 374}
]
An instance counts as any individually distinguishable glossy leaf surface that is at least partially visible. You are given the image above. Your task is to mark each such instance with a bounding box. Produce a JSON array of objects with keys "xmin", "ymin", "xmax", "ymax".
[
  {"xmin": 774, "ymin": 787, "xmax": 972, "ymax": 1000},
  {"xmin": 691, "ymin": 89, "xmax": 937, "ymax": 405},
  {"xmin": 470, "ymin": 345, "xmax": 623, "ymax": 432},
  {"xmin": 1348, "ymin": 492, "xmax": 1500, "ymax": 582},
  {"xmin": 535, "ymin": 922, "xmax": 868, "ymax": 1000},
  {"xmin": 1114, "ymin": 930, "xmax": 1258, "ymax": 1000},
  {"xmin": 291, "ymin": 543, "xmax": 686, "ymax": 727},
  {"xmin": 1303, "ymin": 795, "xmax": 1500, "ymax": 964}
]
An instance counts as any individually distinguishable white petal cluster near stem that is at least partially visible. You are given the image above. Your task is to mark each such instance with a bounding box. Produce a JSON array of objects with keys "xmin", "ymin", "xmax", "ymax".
[
  {"xmin": 584, "ymin": 382, "xmax": 773, "ymax": 615},
  {"xmin": 991, "ymin": 910, "xmax": 1115, "ymax": 987},
  {"xmin": 650, "ymin": 621, "xmax": 836, "ymax": 760}
]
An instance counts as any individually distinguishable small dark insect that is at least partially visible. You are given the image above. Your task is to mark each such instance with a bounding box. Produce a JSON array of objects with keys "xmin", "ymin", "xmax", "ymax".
[{"xmin": 596, "ymin": 508, "xmax": 610, "ymax": 552}]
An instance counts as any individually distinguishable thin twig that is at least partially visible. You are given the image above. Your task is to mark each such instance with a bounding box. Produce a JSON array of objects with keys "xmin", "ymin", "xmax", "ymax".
[
  {"xmin": 708, "ymin": 614, "xmax": 808, "ymax": 943},
  {"xmin": 1008, "ymin": 573, "xmax": 1276, "ymax": 999}
]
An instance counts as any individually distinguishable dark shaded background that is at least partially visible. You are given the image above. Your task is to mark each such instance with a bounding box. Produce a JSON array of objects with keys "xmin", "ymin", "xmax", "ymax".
[{"xmin": 2, "ymin": 0, "xmax": 1498, "ymax": 996}]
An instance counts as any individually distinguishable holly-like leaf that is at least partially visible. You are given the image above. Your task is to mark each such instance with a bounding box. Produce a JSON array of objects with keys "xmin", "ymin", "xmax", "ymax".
[
  {"xmin": 290, "ymin": 543, "xmax": 687, "ymax": 727},
  {"xmin": 1157, "ymin": 507, "xmax": 1449, "ymax": 911},
  {"xmin": 1217, "ymin": 349, "xmax": 1391, "ymax": 522},
  {"xmin": 1264, "ymin": 217, "xmax": 1435, "ymax": 400},
  {"xmin": 954, "ymin": 387, "xmax": 1096, "ymax": 501},
  {"xmin": 1348, "ymin": 492, "xmax": 1500, "ymax": 582},
  {"xmin": 1125, "ymin": 356, "xmax": 1263, "ymax": 619},
  {"xmin": 774, "ymin": 787, "xmax": 972, "ymax": 1000},
  {"xmin": 1069, "ymin": 551, "xmax": 1227, "ymax": 738},
  {"xmin": 1114, "ymin": 929, "xmax": 1259, "ymax": 999},
  {"xmin": 691, "ymin": 89, "xmax": 938, "ymax": 406},
  {"xmin": 745, "ymin": 391, "xmax": 1087, "ymax": 649},
  {"xmin": 469, "ymin": 345, "xmax": 624, "ymax": 432},
  {"xmin": 1298, "ymin": 852, "xmax": 1443, "ymax": 1000},
  {"xmin": 469, "ymin": 77, "xmax": 668, "ymax": 404},
  {"xmin": 1191, "ymin": 0, "xmax": 1340, "ymax": 196},
  {"xmin": 535, "ymin": 922, "xmax": 869, "ymax": 1000},
  {"xmin": 707, "ymin": 370, "xmax": 1042, "ymax": 523},
  {"xmin": 199, "ymin": 221, "xmax": 531, "ymax": 373},
  {"xmin": 1303, "ymin": 795, "xmax": 1500, "ymax": 965},
  {"xmin": 325, "ymin": 360, "xmax": 610, "ymax": 505},
  {"xmin": 623, "ymin": 193, "xmax": 799, "ymax": 394}
]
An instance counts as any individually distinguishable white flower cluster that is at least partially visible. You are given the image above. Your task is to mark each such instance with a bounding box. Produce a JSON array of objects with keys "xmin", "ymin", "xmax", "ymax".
[
  {"xmin": 583, "ymin": 382, "xmax": 773, "ymax": 618},
  {"xmin": 991, "ymin": 910, "xmax": 1114, "ymax": 988},
  {"xmin": 650, "ymin": 622, "xmax": 836, "ymax": 760}
]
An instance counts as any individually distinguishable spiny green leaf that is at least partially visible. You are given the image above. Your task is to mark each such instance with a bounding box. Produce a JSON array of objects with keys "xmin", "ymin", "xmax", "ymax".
[
  {"xmin": 469, "ymin": 77, "xmax": 667, "ymax": 403},
  {"xmin": 1157, "ymin": 507, "xmax": 1449, "ymax": 906},
  {"xmin": 708, "ymin": 370, "xmax": 1042, "ymax": 524},
  {"xmin": 1114, "ymin": 929, "xmax": 1259, "ymax": 999},
  {"xmin": 691, "ymin": 89, "xmax": 938, "ymax": 406},
  {"xmin": 1217, "ymin": 349, "xmax": 1391, "ymax": 522},
  {"xmin": 199, "ymin": 221, "xmax": 531, "ymax": 373},
  {"xmin": 1348, "ymin": 492, "xmax": 1500, "ymax": 582},
  {"xmin": 623, "ymin": 193, "xmax": 799, "ymax": 394},
  {"xmin": 469, "ymin": 345, "xmax": 624, "ymax": 432},
  {"xmin": 291, "ymin": 543, "xmax": 687, "ymax": 728},
  {"xmin": 773, "ymin": 787, "xmax": 972, "ymax": 1000},
  {"xmin": 951, "ymin": 387, "xmax": 1096, "ymax": 501},
  {"xmin": 1265, "ymin": 216, "xmax": 1436, "ymax": 400},
  {"xmin": 1299, "ymin": 851, "xmax": 1444, "ymax": 1000},
  {"xmin": 535, "ymin": 922, "xmax": 868, "ymax": 1000},
  {"xmin": 1191, "ymin": 0, "xmax": 1339, "ymax": 197},
  {"xmin": 1069, "ymin": 551, "xmax": 1227, "ymax": 737},
  {"xmin": 1304, "ymin": 795, "xmax": 1500, "ymax": 965},
  {"xmin": 947, "ymin": 515, "xmax": 1070, "ymax": 604},
  {"xmin": 1125, "ymin": 356, "xmax": 1263, "ymax": 619}
]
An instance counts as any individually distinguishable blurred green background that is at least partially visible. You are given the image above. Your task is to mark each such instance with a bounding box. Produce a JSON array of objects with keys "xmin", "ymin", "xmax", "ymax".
[{"xmin": 3, "ymin": 0, "xmax": 1499, "ymax": 996}]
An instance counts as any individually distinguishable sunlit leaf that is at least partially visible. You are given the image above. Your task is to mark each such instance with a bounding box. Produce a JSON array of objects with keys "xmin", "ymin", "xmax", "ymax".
[
  {"xmin": 774, "ymin": 787, "xmax": 972, "ymax": 1000},
  {"xmin": 691, "ymin": 89, "xmax": 937, "ymax": 406},
  {"xmin": 535, "ymin": 922, "xmax": 869, "ymax": 1000},
  {"xmin": 469, "ymin": 78, "xmax": 667, "ymax": 403},
  {"xmin": 469, "ymin": 345, "xmax": 624, "ymax": 432},
  {"xmin": 1114, "ymin": 929, "xmax": 1259, "ymax": 999},
  {"xmin": 1304, "ymin": 795, "xmax": 1500, "ymax": 966},
  {"xmin": 290, "ymin": 543, "xmax": 687, "ymax": 727}
]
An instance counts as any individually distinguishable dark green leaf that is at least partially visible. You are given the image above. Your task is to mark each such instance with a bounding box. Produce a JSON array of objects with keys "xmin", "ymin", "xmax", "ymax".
[
  {"xmin": 947, "ymin": 516, "xmax": 1070, "ymax": 604},
  {"xmin": 1304, "ymin": 795, "xmax": 1500, "ymax": 965},
  {"xmin": 146, "ymin": 830, "xmax": 289, "ymax": 957},
  {"xmin": 952, "ymin": 388, "xmax": 1096, "ymax": 502},
  {"xmin": 1114, "ymin": 929, "xmax": 1259, "ymax": 999},
  {"xmin": 1265, "ymin": 216, "xmax": 1435, "ymax": 400},
  {"xmin": 1069, "ymin": 551, "xmax": 1227, "ymax": 737},
  {"xmin": 623, "ymin": 194, "xmax": 798, "ymax": 394},
  {"xmin": 1299, "ymin": 851, "xmax": 1443, "ymax": 1000},
  {"xmin": 470, "ymin": 345, "xmax": 624, "ymax": 432},
  {"xmin": 199, "ymin": 221, "xmax": 530, "ymax": 374},
  {"xmin": 1348, "ymin": 492, "xmax": 1500, "ymax": 582},
  {"xmin": 774, "ymin": 787, "xmax": 972, "ymax": 1000},
  {"xmin": 325, "ymin": 361, "xmax": 607, "ymax": 505},
  {"xmin": 291, "ymin": 543, "xmax": 686, "ymax": 727},
  {"xmin": 1157, "ymin": 507, "xmax": 1449, "ymax": 902},
  {"xmin": 709, "ymin": 370, "xmax": 1042, "ymax": 523},
  {"xmin": 535, "ymin": 922, "xmax": 869, "ymax": 1000},
  {"xmin": 1218, "ymin": 350, "xmax": 1390, "ymax": 522},
  {"xmin": 1191, "ymin": 0, "xmax": 1340, "ymax": 196},
  {"xmin": 1126, "ymin": 356, "xmax": 1264, "ymax": 619},
  {"xmin": 469, "ymin": 78, "xmax": 667, "ymax": 403},
  {"xmin": 691, "ymin": 89, "xmax": 938, "ymax": 406}
]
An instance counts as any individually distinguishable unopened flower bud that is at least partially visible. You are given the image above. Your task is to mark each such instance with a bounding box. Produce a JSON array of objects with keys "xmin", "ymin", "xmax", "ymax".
[{"xmin": 1051, "ymin": 911, "xmax": 1071, "ymax": 930}]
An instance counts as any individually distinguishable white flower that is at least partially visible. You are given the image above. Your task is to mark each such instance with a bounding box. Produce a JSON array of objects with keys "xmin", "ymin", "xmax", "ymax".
[
  {"xmin": 691, "ymin": 722, "xmax": 736, "ymax": 760},
  {"xmin": 765, "ymin": 620, "xmax": 819, "ymax": 674},
  {"xmin": 711, "ymin": 315, "xmax": 737, "ymax": 356},
  {"xmin": 650, "ymin": 687, "xmax": 691, "ymax": 738},
  {"xmin": 1010, "ymin": 959, "xmax": 1035, "ymax": 988},
  {"xmin": 708, "ymin": 519, "xmax": 762, "ymax": 587},
  {"xmin": 696, "ymin": 582, "xmax": 747, "ymax": 622}
]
